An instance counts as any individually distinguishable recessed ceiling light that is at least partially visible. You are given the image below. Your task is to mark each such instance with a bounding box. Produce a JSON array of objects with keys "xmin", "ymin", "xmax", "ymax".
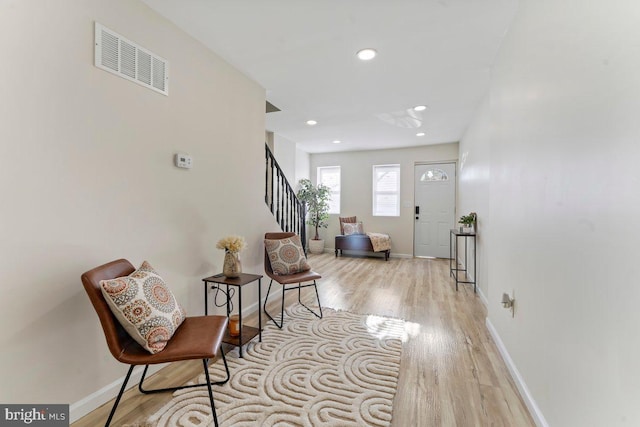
[
  {"xmin": 413, "ymin": 105, "xmax": 427, "ymax": 111},
  {"xmin": 356, "ymin": 48, "xmax": 377, "ymax": 61},
  {"xmin": 416, "ymin": 132, "xmax": 426, "ymax": 137},
  {"xmin": 306, "ymin": 120, "xmax": 317, "ymax": 126},
  {"xmin": 332, "ymin": 140, "xmax": 341, "ymax": 144}
]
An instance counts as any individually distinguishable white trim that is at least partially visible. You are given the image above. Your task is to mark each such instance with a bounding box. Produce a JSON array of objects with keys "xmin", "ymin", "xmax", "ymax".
[
  {"xmin": 485, "ymin": 318, "xmax": 549, "ymax": 427},
  {"xmin": 455, "ymin": 256, "xmax": 479, "ymax": 292},
  {"xmin": 477, "ymin": 285, "xmax": 489, "ymax": 307},
  {"xmin": 205, "ymin": 281, "xmax": 277, "ymax": 318},
  {"xmin": 239, "ymin": 288, "xmax": 278, "ymax": 316},
  {"xmin": 414, "ymin": 159, "xmax": 459, "ymax": 166},
  {"xmin": 70, "ymin": 363, "xmax": 167, "ymax": 423},
  {"xmin": 390, "ymin": 252, "xmax": 412, "ymax": 259}
]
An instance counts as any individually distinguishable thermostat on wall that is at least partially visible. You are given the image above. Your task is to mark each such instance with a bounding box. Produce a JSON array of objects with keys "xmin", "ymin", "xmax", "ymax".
[{"xmin": 174, "ymin": 153, "xmax": 193, "ymax": 169}]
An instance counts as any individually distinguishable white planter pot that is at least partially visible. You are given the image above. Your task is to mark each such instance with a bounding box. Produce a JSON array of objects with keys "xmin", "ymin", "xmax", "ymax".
[{"xmin": 308, "ymin": 239, "xmax": 325, "ymax": 254}]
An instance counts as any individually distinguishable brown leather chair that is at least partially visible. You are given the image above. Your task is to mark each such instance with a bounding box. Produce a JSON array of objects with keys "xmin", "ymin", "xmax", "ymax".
[
  {"xmin": 81, "ymin": 259, "xmax": 230, "ymax": 427},
  {"xmin": 263, "ymin": 232, "xmax": 323, "ymax": 328}
]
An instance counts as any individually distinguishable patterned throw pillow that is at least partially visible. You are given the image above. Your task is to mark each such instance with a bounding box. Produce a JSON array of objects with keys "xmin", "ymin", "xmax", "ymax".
[
  {"xmin": 100, "ymin": 261, "xmax": 186, "ymax": 354},
  {"xmin": 339, "ymin": 216, "xmax": 357, "ymax": 234},
  {"xmin": 343, "ymin": 222, "xmax": 364, "ymax": 235},
  {"xmin": 264, "ymin": 235, "xmax": 311, "ymax": 275}
]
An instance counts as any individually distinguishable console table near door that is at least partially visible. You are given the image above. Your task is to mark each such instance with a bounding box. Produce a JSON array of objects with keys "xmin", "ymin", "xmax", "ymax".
[
  {"xmin": 202, "ymin": 273, "xmax": 263, "ymax": 358},
  {"xmin": 449, "ymin": 229, "xmax": 477, "ymax": 293}
]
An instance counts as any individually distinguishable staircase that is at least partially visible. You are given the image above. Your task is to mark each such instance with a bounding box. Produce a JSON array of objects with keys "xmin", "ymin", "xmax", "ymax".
[{"xmin": 265, "ymin": 144, "xmax": 307, "ymax": 246}]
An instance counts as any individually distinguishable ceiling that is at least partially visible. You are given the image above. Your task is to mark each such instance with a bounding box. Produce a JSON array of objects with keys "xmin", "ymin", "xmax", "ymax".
[{"xmin": 141, "ymin": 0, "xmax": 517, "ymax": 153}]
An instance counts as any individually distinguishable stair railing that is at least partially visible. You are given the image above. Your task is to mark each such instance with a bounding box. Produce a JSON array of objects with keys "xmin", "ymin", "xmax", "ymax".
[{"xmin": 265, "ymin": 144, "xmax": 307, "ymax": 246}]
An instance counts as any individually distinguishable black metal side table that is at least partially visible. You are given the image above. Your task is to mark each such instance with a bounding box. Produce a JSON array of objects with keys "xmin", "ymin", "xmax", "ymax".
[
  {"xmin": 202, "ymin": 273, "xmax": 263, "ymax": 358},
  {"xmin": 449, "ymin": 229, "xmax": 477, "ymax": 293}
]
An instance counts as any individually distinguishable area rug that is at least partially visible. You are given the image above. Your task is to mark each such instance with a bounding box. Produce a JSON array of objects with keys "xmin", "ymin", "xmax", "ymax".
[{"xmin": 142, "ymin": 305, "xmax": 404, "ymax": 427}]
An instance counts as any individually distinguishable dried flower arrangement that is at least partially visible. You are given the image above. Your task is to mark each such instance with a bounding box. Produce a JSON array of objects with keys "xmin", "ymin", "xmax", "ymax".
[{"xmin": 216, "ymin": 235, "xmax": 246, "ymax": 253}]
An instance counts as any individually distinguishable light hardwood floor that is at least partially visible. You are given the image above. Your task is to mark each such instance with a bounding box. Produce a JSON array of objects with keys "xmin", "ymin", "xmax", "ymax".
[{"xmin": 73, "ymin": 253, "xmax": 534, "ymax": 427}]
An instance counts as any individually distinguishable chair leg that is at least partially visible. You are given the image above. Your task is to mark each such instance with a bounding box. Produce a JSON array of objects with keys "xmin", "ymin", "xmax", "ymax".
[
  {"xmin": 281, "ymin": 282, "xmax": 286, "ymax": 324},
  {"xmin": 265, "ymin": 279, "xmax": 323, "ymax": 327},
  {"xmin": 138, "ymin": 350, "xmax": 230, "ymax": 394},
  {"xmin": 105, "ymin": 365, "xmax": 134, "ymax": 427},
  {"xmin": 264, "ymin": 279, "xmax": 285, "ymax": 329},
  {"xmin": 203, "ymin": 358, "xmax": 220, "ymax": 427},
  {"xmin": 298, "ymin": 280, "xmax": 323, "ymax": 319}
]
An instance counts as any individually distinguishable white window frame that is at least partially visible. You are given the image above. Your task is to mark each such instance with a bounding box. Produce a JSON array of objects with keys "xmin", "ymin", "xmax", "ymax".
[
  {"xmin": 372, "ymin": 164, "xmax": 400, "ymax": 217},
  {"xmin": 317, "ymin": 166, "xmax": 341, "ymax": 214}
]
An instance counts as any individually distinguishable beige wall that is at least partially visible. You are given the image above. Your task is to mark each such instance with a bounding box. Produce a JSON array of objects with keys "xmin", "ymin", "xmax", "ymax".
[
  {"xmin": 311, "ymin": 144, "xmax": 459, "ymax": 256},
  {"xmin": 0, "ymin": 0, "xmax": 276, "ymax": 416},
  {"xmin": 459, "ymin": 1, "xmax": 640, "ymax": 425}
]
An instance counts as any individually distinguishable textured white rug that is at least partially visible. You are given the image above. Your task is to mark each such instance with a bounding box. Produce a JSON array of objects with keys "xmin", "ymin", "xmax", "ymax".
[{"xmin": 144, "ymin": 305, "xmax": 404, "ymax": 427}]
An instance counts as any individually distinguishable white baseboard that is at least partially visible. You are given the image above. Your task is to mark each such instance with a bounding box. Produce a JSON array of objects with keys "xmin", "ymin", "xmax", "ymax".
[
  {"xmin": 485, "ymin": 318, "xmax": 549, "ymax": 427},
  {"xmin": 70, "ymin": 363, "xmax": 167, "ymax": 423},
  {"xmin": 455, "ymin": 256, "xmax": 484, "ymax": 299},
  {"xmin": 239, "ymin": 286, "xmax": 278, "ymax": 315},
  {"xmin": 477, "ymin": 286, "xmax": 489, "ymax": 307},
  {"xmin": 390, "ymin": 252, "xmax": 412, "ymax": 259}
]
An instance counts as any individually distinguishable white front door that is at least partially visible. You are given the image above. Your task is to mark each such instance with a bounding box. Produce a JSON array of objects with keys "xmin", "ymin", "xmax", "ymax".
[{"xmin": 414, "ymin": 163, "xmax": 456, "ymax": 258}]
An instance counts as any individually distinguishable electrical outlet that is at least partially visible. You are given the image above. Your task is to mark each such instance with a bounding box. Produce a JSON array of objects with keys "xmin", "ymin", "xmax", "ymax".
[{"xmin": 501, "ymin": 292, "xmax": 515, "ymax": 317}]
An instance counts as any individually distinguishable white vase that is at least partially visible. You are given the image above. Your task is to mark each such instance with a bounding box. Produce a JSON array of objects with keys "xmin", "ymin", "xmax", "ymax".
[{"xmin": 308, "ymin": 239, "xmax": 325, "ymax": 254}]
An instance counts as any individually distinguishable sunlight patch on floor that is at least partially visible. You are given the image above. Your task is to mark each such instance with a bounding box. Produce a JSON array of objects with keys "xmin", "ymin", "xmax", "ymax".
[{"xmin": 365, "ymin": 314, "xmax": 421, "ymax": 343}]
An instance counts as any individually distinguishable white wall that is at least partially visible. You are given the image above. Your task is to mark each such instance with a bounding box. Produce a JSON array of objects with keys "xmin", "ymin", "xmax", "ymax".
[
  {"xmin": 273, "ymin": 133, "xmax": 310, "ymax": 186},
  {"xmin": 311, "ymin": 143, "xmax": 459, "ymax": 256},
  {"xmin": 295, "ymin": 147, "xmax": 310, "ymax": 185},
  {"xmin": 459, "ymin": 1, "xmax": 640, "ymax": 425},
  {"xmin": 273, "ymin": 133, "xmax": 296, "ymax": 184},
  {"xmin": 0, "ymin": 0, "xmax": 276, "ymax": 416},
  {"xmin": 458, "ymin": 97, "xmax": 491, "ymax": 297}
]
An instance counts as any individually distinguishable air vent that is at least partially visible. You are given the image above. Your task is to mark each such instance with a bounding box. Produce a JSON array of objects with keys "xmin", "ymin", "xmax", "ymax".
[{"xmin": 94, "ymin": 22, "xmax": 169, "ymax": 96}]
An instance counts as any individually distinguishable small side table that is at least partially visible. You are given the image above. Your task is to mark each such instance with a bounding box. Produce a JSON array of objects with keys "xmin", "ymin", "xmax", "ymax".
[
  {"xmin": 202, "ymin": 273, "xmax": 263, "ymax": 358},
  {"xmin": 449, "ymin": 229, "xmax": 477, "ymax": 293}
]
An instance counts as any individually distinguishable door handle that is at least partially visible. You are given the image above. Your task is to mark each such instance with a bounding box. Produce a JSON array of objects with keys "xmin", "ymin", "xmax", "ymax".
[{"xmin": 415, "ymin": 206, "xmax": 420, "ymax": 215}]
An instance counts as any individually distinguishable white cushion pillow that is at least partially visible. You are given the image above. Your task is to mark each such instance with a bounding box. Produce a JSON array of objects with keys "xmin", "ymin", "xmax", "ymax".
[
  {"xmin": 265, "ymin": 235, "xmax": 311, "ymax": 275},
  {"xmin": 100, "ymin": 261, "xmax": 186, "ymax": 354}
]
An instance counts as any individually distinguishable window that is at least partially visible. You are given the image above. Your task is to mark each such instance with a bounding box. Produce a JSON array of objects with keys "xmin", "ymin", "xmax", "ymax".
[
  {"xmin": 317, "ymin": 166, "xmax": 340, "ymax": 214},
  {"xmin": 419, "ymin": 168, "xmax": 449, "ymax": 182},
  {"xmin": 373, "ymin": 164, "xmax": 400, "ymax": 216}
]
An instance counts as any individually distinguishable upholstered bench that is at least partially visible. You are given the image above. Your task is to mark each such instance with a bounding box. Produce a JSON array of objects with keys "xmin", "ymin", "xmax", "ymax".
[
  {"xmin": 335, "ymin": 233, "xmax": 390, "ymax": 261},
  {"xmin": 334, "ymin": 216, "xmax": 390, "ymax": 261}
]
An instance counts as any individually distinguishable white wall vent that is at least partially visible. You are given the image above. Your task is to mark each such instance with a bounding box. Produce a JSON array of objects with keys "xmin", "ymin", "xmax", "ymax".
[{"xmin": 94, "ymin": 22, "xmax": 169, "ymax": 96}]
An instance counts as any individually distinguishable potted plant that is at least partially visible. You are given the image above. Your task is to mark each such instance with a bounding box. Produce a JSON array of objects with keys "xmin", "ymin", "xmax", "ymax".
[
  {"xmin": 458, "ymin": 212, "xmax": 477, "ymax": 232},
  {"xmin": 296, "ymin": 178, "xmax": 331, "ymax": 254}
]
